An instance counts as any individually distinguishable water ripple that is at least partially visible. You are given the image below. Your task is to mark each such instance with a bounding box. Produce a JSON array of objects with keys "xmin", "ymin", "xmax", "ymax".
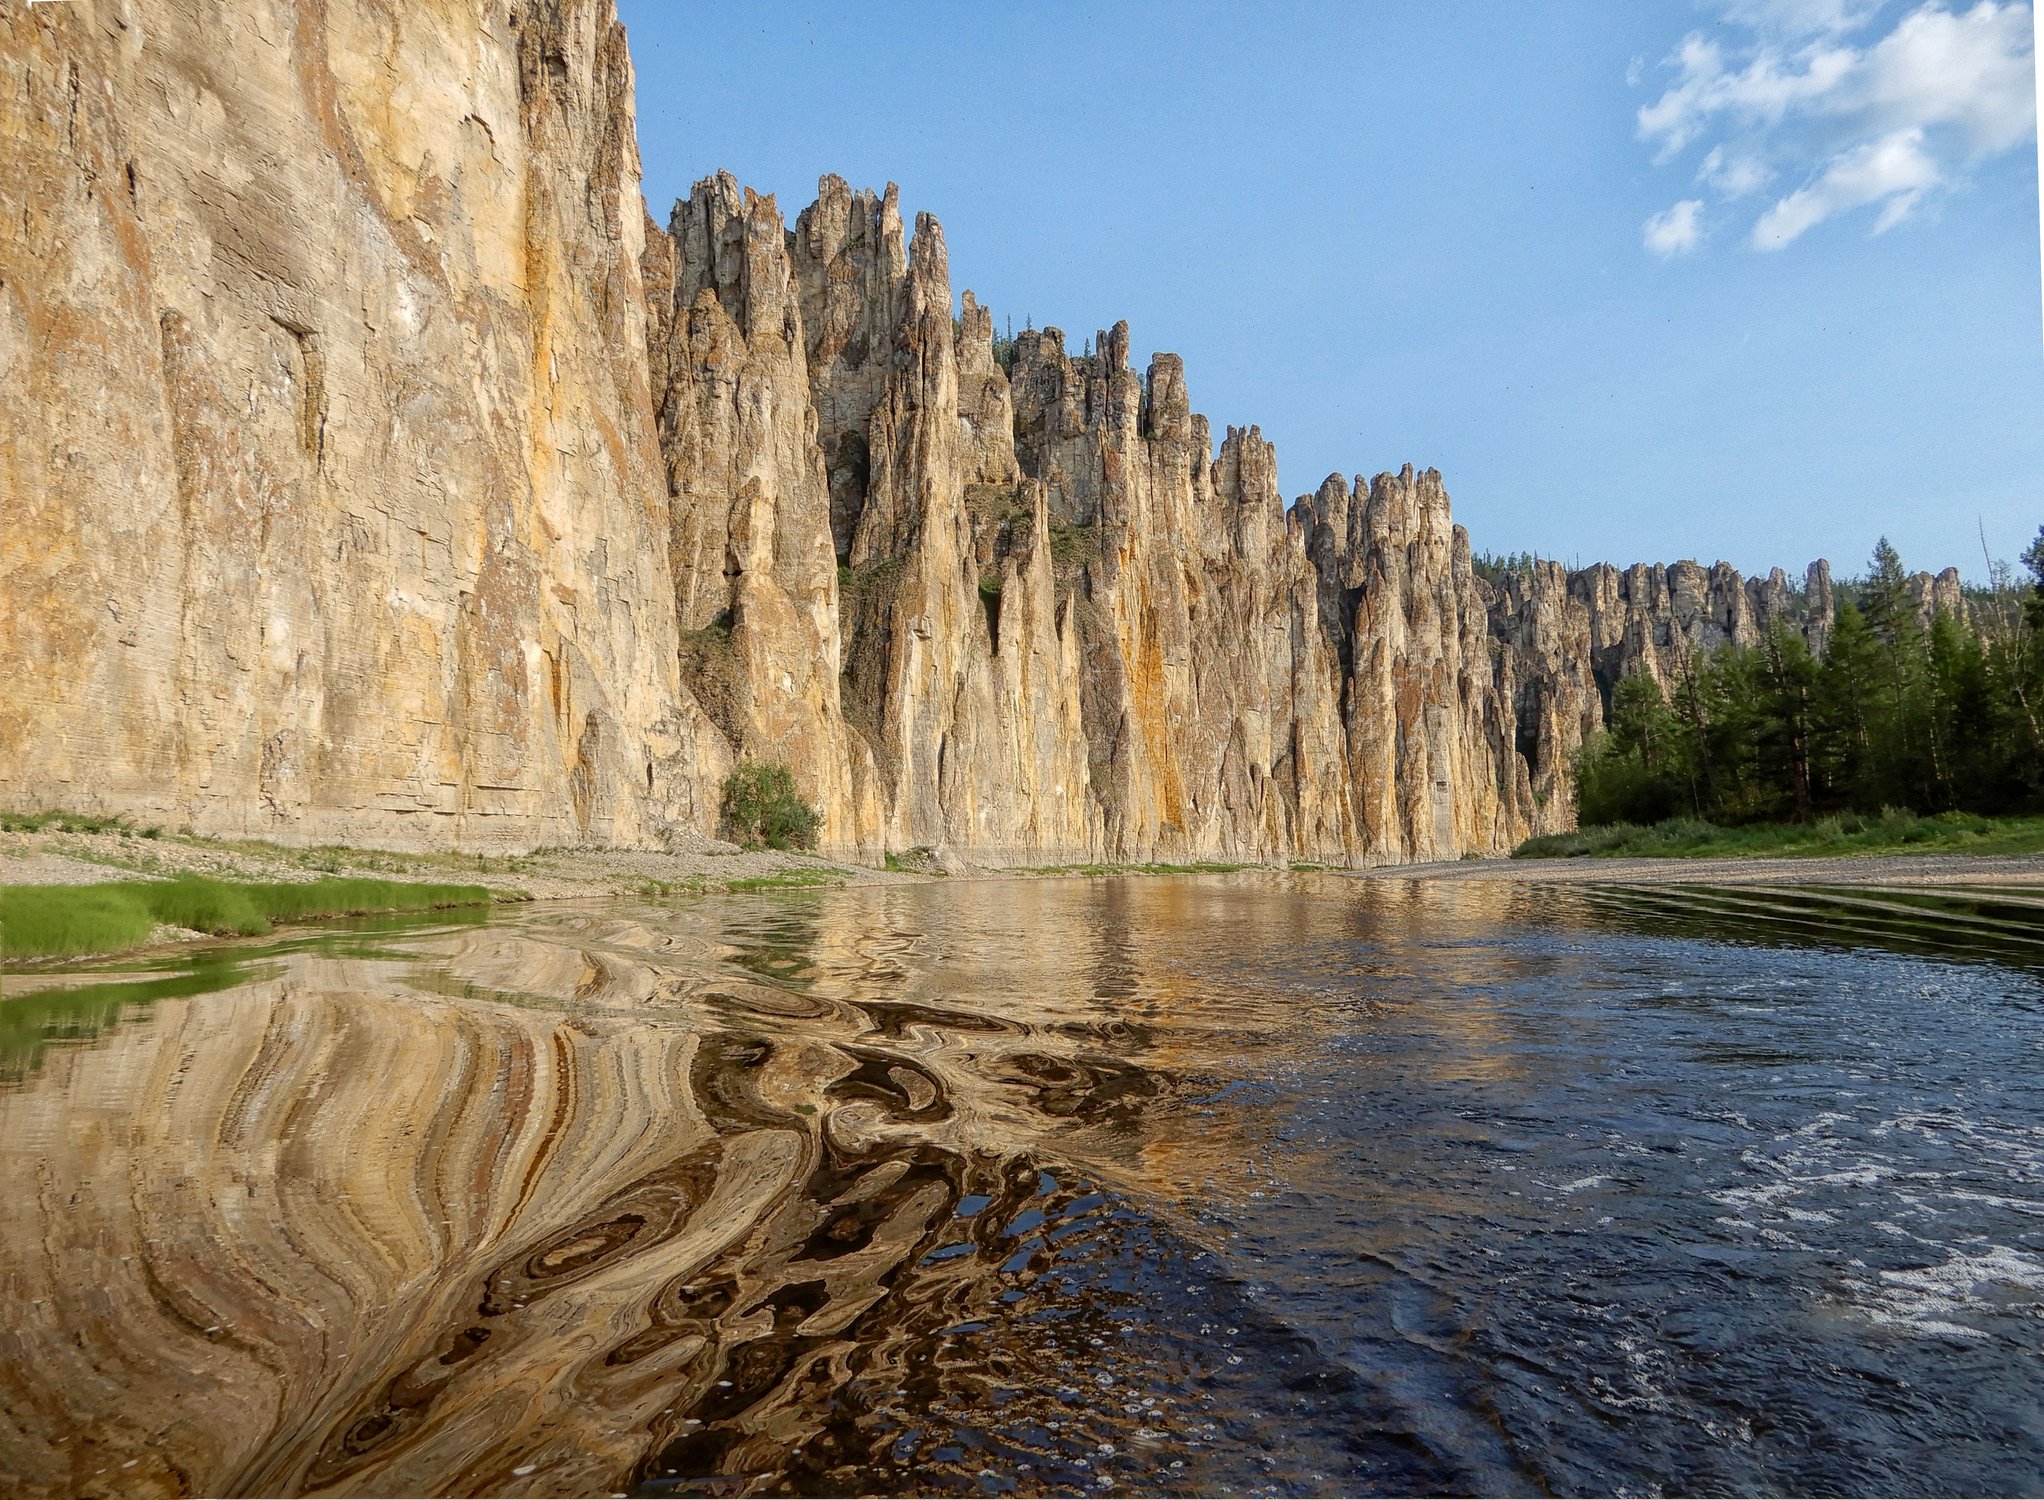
[{"xmin": 0, "ymin": 877, "xmax": 2039, "ymax": 1495}]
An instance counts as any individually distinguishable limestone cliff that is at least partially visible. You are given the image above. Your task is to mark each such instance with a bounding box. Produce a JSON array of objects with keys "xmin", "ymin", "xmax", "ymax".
[
  {"xmin": 0, "ymin": 2, "xmax": 1975, "ymax": 864},
  {"xmin": 1485, "ymin": 562, "xmax": 1599, "ymax": 831},
  {"xmin": 644, "ymin": 174, "xmax": 876, "ymax": 848},
  {"xmin": 1, "ymin": 0, "xmax": 721, "ymax": 850},
  {"xmin": 1484, "ymin": 554, "xmax": 1978, "ymax": 812},
  {"xmin": 642, "ymin": 168, "xmax": 1543, "ymax": 863}
]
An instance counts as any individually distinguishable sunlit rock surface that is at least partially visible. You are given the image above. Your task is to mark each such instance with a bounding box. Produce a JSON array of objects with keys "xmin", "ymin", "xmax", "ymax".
[
  {"xmin": 0, "ymin": 1, "xmax": 1977, "ymax": 861},
  {"xmin": 0, "ymin": 0, "xmax": 722, "ymax": 850}
]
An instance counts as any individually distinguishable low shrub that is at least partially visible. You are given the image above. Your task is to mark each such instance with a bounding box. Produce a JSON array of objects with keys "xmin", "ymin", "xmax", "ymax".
[
  {"xmin": 719, "ymin": 762, "xmax": 822, "ymax": 851},
  {"xmin": 0, "ymin": 810, "xmax": 136, "ymax": 835}
]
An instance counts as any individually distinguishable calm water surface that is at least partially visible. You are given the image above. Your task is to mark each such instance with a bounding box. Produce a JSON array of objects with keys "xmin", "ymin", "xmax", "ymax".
[{"xmin": 1, "ymin": 875, "xmax": 2041, "ymax": 1497}]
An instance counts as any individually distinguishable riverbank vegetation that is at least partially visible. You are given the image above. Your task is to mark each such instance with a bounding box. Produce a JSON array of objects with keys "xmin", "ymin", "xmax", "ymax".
[
  {"xmin": 1516, "ymin": 810, "xmax": 2044, "ymax": 861},
  {"xmin": 1011, "ymin": 860, "xmax": 1250, "ymax": 877},
  {"xmin": 719, "ymin": 762, "xmax": 823, "ymax": 851},
  {"xmin": 1523, "ymin": 534, "xmax": 2044, "ymax": 858},
  {"xmin": 1, "ymin": 876, "xmax": 509, "ymax": 961},
  {"xmin": 0, "ymin": 810, "xmax": 162, "ymax": 837}
]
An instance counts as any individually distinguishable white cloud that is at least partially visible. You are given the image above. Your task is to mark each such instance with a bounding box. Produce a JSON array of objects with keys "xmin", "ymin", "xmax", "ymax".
[
  {"xmin": 1636, "ymin": 34, "xmax": 1859, "ymax": 159},
  {"xmin": 1633, "ymin": 1, "xmax": 2037, "ymax": 252},
  {"xmin": 1645, "ymin": 199, "xmax": 1708, "ymax": 256},
  {"xmin": 1699, "ymin": 145, "xmax": 1777, "ymax": 196},
  {"xmin": 1750, "ymin": 127, "xmax": 1942, "ymax": 246},
  {"xmin": 1716, "ymin": 0, "xmax": 1886, "ymax": 38},
  {"xmin": 1855, "ymin": 1, "xmax": 2036, "ymax": 151}
]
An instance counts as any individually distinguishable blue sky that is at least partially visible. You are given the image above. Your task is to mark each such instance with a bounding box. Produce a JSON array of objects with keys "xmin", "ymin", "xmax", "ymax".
[{"xmin": 620, "ymin": 1, "xmax": 2040, "ymax": 582}]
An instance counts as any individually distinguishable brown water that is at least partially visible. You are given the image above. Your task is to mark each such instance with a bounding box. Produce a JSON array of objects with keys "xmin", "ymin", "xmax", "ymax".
[{"xmin": 1, "ymin": 875, "xmax": 2041, "ymax": 1497}]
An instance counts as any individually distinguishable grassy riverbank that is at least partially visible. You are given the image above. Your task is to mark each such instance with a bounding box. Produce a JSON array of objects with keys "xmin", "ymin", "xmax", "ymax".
[
  {"xmin": 1011, "ymin": 860, "xmax": 1250, "ymax": 877},
  {"xmin": 1514, "ymin": 811, "xmax": 2044, "ymax": 861},
  {"xmin": 1, "ymin": 875, "xmax": 510, "ymax": 961}
]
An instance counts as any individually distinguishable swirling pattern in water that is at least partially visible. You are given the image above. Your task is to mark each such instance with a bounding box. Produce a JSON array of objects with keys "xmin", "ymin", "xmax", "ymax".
[{"xmin": 0, "ymin": 875, "xmax": 2040, "ymax": 1497}]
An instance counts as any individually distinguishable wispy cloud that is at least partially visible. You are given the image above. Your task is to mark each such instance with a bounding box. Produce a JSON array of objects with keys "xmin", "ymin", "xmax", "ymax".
[
  {"xmin": 1638, "ymin": 35, "xmax": 1860, "ymax": 160},
  {"xmin": 1644, "ymin": 199, "xmax": 1708, "ymax": 256},
  {"xmin": 1699, "ymin": 145, "xmax": 1777, "ymax": 197},
  {"xmin": 1633, "ymin": 1, "xmax": 2035, "ymax": 252},
  {"xmin": 1715, "ymin": 0, "xmax": 1888, "ymax": 39},
  {"xmin": 1750, "ymin": 127, "xmax": 1941, "ymax": 245},
  {"xmin": 1853, "ymin": 2, "xmax": 2037, "ymax": 151}
]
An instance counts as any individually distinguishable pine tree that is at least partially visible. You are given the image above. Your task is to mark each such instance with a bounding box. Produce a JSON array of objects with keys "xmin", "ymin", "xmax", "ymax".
[
  {"xmin": 1577, "ymin": 674, "xmax": 1689, "ymax": 824},
  {"xmin": 1568, "ymin": 531, "xmax": 2044, "ymax": 832},
  {"xmin": 1757, "ymin": 624, "xmax": 1819, "ymax": 821},
  {"xmin": 1863, "ymin": 537, "xmax": 1911, "ymax": 645},
  {"xmin": 2024, "ymin": 526, "xmax": 2044, "ymax": 633},
  {"xmin": 1815, "ymin": 601, "xmax": 1883, "ymax": 810},
  {"xmin": 1923, "ymin": 610, "xmax": 1982, "ymax": 810}
]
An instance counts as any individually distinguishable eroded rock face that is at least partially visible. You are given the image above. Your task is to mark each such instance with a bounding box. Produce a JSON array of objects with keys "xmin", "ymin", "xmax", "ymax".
[
  {"xmin": 1320, "ymin": 467, "xmax": 1532, "ymax": 860},
  {"xmin": 646, "ymin": 172, "xmax": 877, "ymax": 848},
  {"xmin": 1489, "ymin": 556, "xmax": 1837, "ymax": 798},
  {"xmin": 1560, "ymin": 558, "xmax": 1833, "ymax": 693},
  {"xmin": 0, "ymin": 0, "xmax": 720, "ymax": 850},
  {"xmin": 0, "ymin": 0, "xmax": 1641, "ymax": 874},
  {"xmin": 1911, "ymin": 568, "xmax": 1965, "ymax": 630},
  {"xmin": 14, "ymin": 4, "xmax": 1969, "ymax": 863},
  {"xmin": 1485, "ymin": 562, "xmax": 1598, "ymax": 833},
  {"xmin": 1484, "ymin": 552, "xmax": 1989, "ymax": 814},
  {"xmin": 646, "ymin": 171, "xmax": 1547, "ymax": 864}
]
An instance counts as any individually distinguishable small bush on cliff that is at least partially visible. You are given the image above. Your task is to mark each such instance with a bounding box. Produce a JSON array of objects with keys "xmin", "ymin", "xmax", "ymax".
[{"xmin": 720, "ymin": 762, "xmax": 821, "ymax": 852}]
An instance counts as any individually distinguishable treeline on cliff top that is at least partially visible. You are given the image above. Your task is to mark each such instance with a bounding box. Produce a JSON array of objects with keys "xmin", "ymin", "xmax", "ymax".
[{"xmin": 1550, "ymin": 532, "xmax": 2044, "ymax": 842}]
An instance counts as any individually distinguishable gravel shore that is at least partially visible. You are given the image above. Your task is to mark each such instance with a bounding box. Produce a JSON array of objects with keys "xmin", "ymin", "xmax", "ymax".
[
  {"xmin": 0, "ymin": 825, "xmax": 918, "ymax": 900},
  {"xmin": 9, "ymin": 826, "xmax": 2043, "ymax": 931}
]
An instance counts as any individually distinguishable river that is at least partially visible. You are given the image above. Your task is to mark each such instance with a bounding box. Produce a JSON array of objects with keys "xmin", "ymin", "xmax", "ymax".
[{"xmin": 1, "ymin": 874, "xmax": 2040, "ymax": 1497}]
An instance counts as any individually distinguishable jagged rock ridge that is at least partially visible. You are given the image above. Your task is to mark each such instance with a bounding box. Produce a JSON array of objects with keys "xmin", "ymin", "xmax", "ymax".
[
  {"xmin": 641, "ymin": 167, "xmax": 1542, "ymax": 862},
  {"xmin": 0, "ymin": 1, "xmax": 1972, "ymax": 862},
  {"xmin": 1489, "ymin": 557, "xmax": 1972, "ymax": 822}
]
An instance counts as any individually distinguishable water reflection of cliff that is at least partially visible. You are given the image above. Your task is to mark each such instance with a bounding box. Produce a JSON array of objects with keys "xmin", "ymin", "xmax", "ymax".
[{"xmin": 0, "ymin": 879, "xmax": 1388, "ymax": 1497}]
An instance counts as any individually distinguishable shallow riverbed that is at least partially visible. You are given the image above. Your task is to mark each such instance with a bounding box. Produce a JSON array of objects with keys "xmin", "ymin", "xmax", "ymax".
[{"xmin": 2, "ymin": 875, "xmax": 2040, "ymax": 1497}]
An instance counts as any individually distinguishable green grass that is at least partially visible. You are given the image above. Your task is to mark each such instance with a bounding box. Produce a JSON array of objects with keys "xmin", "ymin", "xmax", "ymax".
[
  {"xmin": 1, "ymin": 810, "xmax": 160, "ymax": 837},
  {"xmin": 1012, "ymin": 860, "xmax": 1248, "ymax": 877},
  {"xmin": 723, "ymin": 869, "xmax": 848, "ymax": 892},
  {"xmin": 5, "ymin": 808, "xmax": 556, "ymax": 878},
  {"xmin": 881, "ymin": 846, "xmax": 948, "ymax": 876},
  {"xmin": 626, "ymin": 875, "xmax": 713, "ymax": 898},
  {"xmin": 2, "ymin": 876, "xmax": 513, "ymax": 961},
  {"xmin": 1513, "ymin": 810, "xmax": 2044, "ymax": 861}
]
